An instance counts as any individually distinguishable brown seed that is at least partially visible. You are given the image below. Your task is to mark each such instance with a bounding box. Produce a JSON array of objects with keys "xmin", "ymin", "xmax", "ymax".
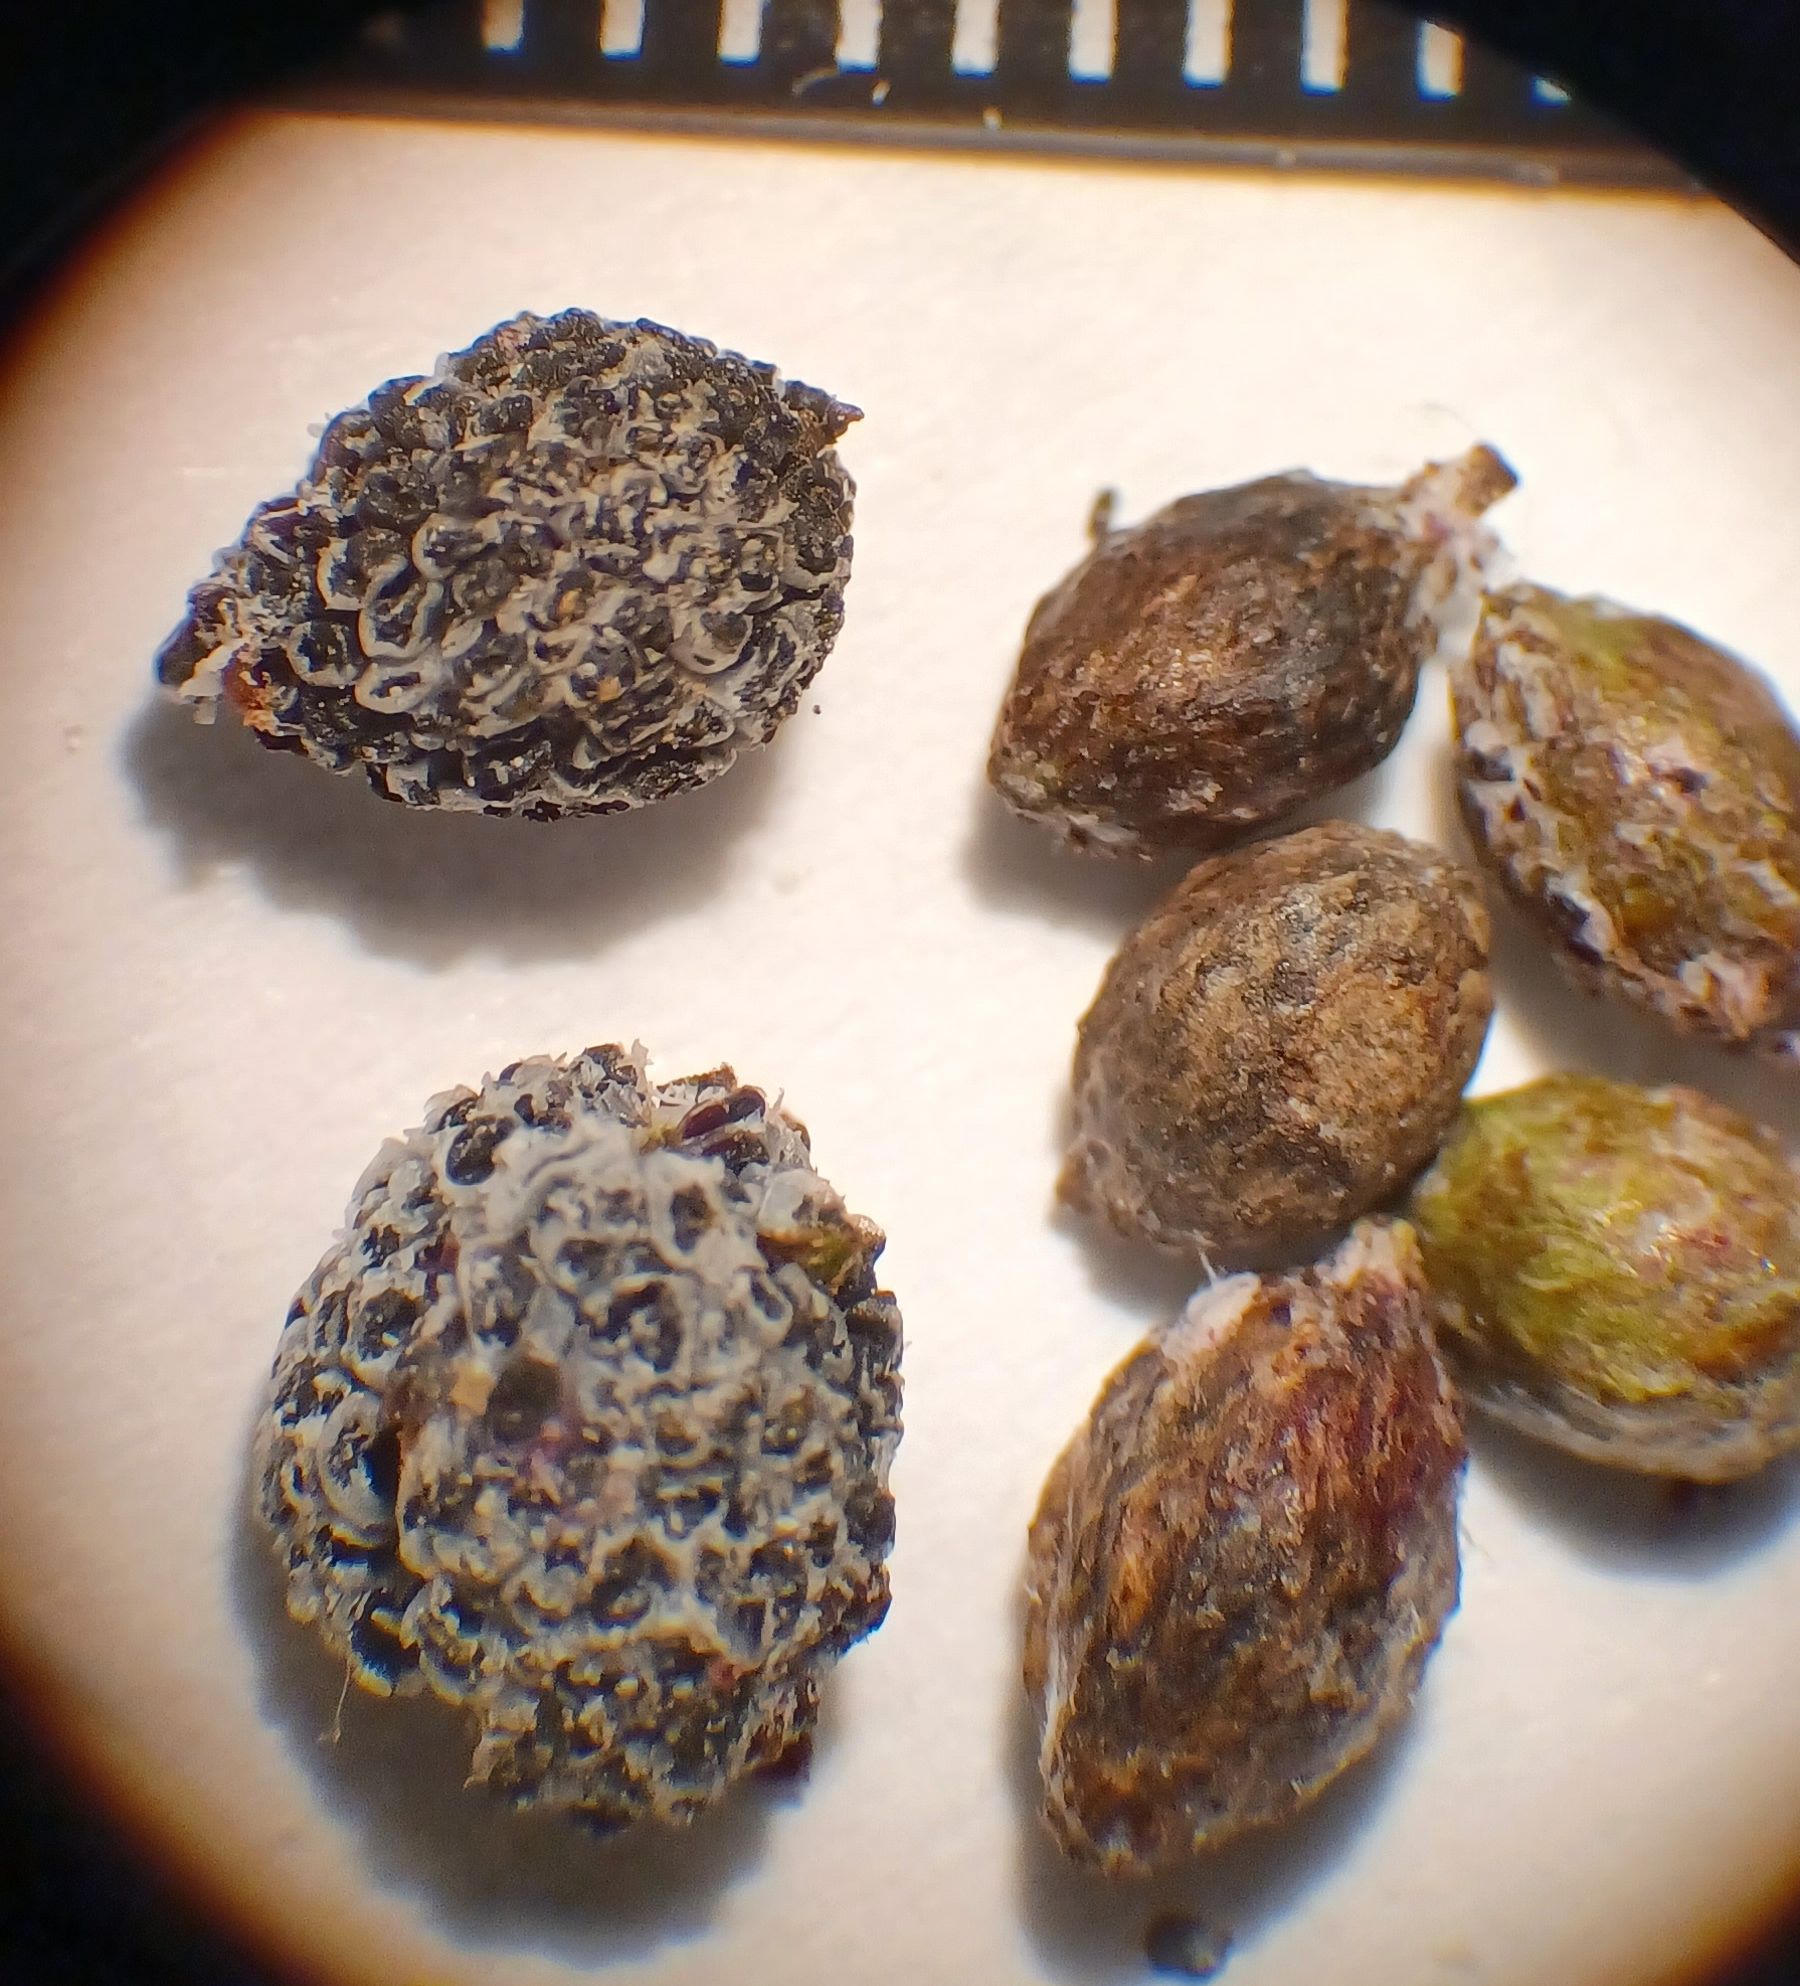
[
  {"xmin": 1062, "ymin": 821, "xmax": 1493, "ymax": 1268},
  {"xmin": 988, "ymin": 446, "xmax": 1515, "ymax": 856},
  {"xmin": 1452, "ymin": 584, "xmax": 1800, "ymax": 1056},
  {"xmin": 1024, "ymin": 1220, "xmax": 1465, "ymax": 1874}
]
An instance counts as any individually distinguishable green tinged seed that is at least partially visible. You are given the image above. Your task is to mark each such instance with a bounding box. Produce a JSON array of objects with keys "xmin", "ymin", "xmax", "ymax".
[{"xmin": 1411, "ymin": 1074, "xmax": 1800, "ymax": 1481}]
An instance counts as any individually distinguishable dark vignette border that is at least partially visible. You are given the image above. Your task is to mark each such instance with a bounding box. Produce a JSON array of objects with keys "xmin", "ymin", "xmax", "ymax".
[{"xmin": 2, "ymin": 4, "xmax": 1799, "ymax": 1985}]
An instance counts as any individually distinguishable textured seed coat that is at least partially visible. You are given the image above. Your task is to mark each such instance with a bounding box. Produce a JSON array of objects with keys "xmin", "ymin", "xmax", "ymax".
[
  {"xmin": 1063, "ymin": 821, "xmax": 1493, "ymax": 1267},
  {"xmin": 159, "ymin": 310, "xmax": 857, "ymax": 818},
  {"xmin": 989, "ymin": 446, "xmax": 1515, "ymax": 854},
  {"xmin": 254, "ymin": 1046, "xmax": 902, "ymax": 1826},
  {"xmin": 1453, "ymin": 585, "xmax": 1800, "ymax": 1056},
  {"xmin": 1412, "ymin": 1074, "xmax": 1800, "ymax": 1481},
  {"xmin": 1024, "ymin": 1221, "xmax": 1465, "ymax": 1874}
]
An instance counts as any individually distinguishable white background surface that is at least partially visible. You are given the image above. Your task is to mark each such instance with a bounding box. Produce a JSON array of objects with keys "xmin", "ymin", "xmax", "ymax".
[{"xmin": 3, "ymin": 109, "xmax": 1800, "ymax": 1986}]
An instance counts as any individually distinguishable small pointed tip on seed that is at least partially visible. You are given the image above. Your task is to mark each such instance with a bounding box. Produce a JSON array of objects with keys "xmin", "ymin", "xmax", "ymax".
[
  {"xmin": 1055, "ymin": 1146, "xmax": 1095, "ymax": 1216},
  {"xmin": 1144, "ymin": 1912, "xmax": 1233, "ymax": 1979},
  {"xmin": 800, "ymin": 390, "xmax": 862, "ymax": 440},
  {"xmin": 1403, "ymin": 441, "xmax": 1518, "ymax": 519}
]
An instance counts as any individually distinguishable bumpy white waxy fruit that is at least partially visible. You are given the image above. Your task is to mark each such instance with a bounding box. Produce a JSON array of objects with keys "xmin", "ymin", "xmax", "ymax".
[
  {"xmin": 254, "ymin": 1045, "xmax": 902, "ymax": 1828},
  {"xmin": 158, "ymin": 311, "xmax": 858, "ymax": 818}
]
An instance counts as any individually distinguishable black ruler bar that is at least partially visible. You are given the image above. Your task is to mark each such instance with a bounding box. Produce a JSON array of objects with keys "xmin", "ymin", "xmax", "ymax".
[
  {"xmin": 1344, "ymin": 0, "xmax": 1428, "ymax": 119},
  {"xmin": 877, "ymin": 0, "xmax": 958, "ymax": 93},
  {"xmin": 520, "ymin": 0, "xmax": 605, "ymax": 75},
  {"xmin": 636, "ymin": 0, "xmax": 728, "ymax": 89},
  {"xmin": 995, "ymin": 0, "xmax": 1074, "ymax": 111},
  {"xmin": 1113, "ymin": 0, "xmax": 1192, "ymax": 103},
  {"xmin": 1227, "ymin": 0, "xmax": 1307, "ymax": 95},
  {"xmin": 762, "ymin": 0, "xmax": 842, "ymax": 78}
]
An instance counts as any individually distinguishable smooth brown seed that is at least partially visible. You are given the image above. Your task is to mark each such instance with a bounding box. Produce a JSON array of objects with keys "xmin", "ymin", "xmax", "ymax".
[{"xmin": 988, "ymin": 445, "xmax": 1515, "ymax": 856}]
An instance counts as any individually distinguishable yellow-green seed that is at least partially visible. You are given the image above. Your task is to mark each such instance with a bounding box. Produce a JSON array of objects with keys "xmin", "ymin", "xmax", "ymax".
[{"xmin": 1410, "ymin": 1074, "xmax": 1800, "ymax": 1481}]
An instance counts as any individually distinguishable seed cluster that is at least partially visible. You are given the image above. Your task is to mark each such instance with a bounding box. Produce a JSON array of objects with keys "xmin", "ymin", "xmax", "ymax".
[
  {"xmin": 174, "ymin": 320, "xmax": 1800, "ymax": 1969},
  {"xmin": 158, "ymin": 310, "xmax": 857, "ymax": 818},
  {"xmin": 995, "ymin": 435, "xmax": 1800, "ymax": 1947},
  {"xmin": 254, "ymin": 1046, "xmax": 901, "ymax": 1826}
]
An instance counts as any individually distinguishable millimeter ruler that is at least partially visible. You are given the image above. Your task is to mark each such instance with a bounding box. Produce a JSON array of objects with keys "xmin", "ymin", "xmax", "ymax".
[{"xmin": 294, "ymin": 0, "xmax": 1683, "ymax": 188}]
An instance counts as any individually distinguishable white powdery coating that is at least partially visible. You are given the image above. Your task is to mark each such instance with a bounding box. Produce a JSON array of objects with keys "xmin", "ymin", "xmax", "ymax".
[
  {"xmin": 1457, "ymin": 625, "xmax": 1625, "ymax": 975},
  {"xmin": 1386, "ymin": 444, "xmax": 1514, "ymax": 673},
  {"xmin": 254, "ymin": 1046, "xmax": 902, "ymax": 1827},
  {"xmin": 157, "ymin": 310, "xmax": 858, "ymax": 818},
  {"xmin": 1156, "ymin": 1272, "xmax": 1260, "ymax": 1364}
]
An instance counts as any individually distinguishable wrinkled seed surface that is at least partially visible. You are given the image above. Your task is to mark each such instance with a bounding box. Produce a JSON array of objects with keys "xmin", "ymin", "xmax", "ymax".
[
  {"xmin": 1024, "ymin": 1220, "xmax": 1465, "ymax": 1874},
  {"xmin": 1063, "ymin": 821, "xmax": 1493, "ymax": 1268},
  {"xmin": 158, "ymin": 310, "xmax": 857, "ymax": 818},
  {"xmin": 989, "ymin": 445, "xmax": 1514, "ymax": 855},
  {"xmin": 1453, "ymin": 585, "xmax": 1800, "ymax": 1057},
  {"xmin": 254, "ymin": 1045, "xmax": 902, "ymax": 1827}
]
